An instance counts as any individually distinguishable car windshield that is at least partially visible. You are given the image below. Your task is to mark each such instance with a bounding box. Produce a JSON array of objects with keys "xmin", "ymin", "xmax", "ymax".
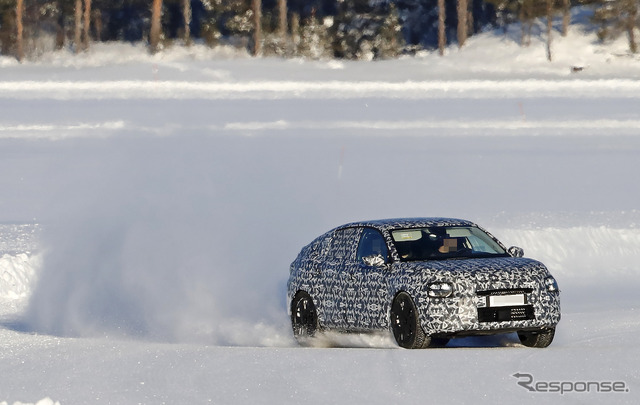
[{"xmin": 390, "ymin": 226, "xmax": 509, "ymax": 262}]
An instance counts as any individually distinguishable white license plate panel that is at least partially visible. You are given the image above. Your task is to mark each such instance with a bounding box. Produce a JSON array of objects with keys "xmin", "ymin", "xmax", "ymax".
[{"xmin": 488, "ymin": 294, "xmax": 525, "ymax": 307}]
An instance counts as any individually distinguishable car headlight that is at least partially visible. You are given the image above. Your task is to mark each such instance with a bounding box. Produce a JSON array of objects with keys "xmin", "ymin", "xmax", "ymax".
[
  {"xmin": 427, "ymin": 282, "xmax": 453, "ymax": 298},
  {"xmin": 544, "ymin": 276, "xmax": 559, "ymax": 293}
]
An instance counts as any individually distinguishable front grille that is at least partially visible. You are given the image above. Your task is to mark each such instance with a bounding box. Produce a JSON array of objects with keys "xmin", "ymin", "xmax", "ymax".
[{"xmin": 478, "ymin": 305, "xmax": 535, "ymax": 323}]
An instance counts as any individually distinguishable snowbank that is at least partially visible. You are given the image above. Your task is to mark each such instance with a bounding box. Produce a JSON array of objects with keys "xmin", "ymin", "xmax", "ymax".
[
  {"xmin": 497, "ymin": 226, "xmax": 640, "ymax": 312},
  {"xmin": 499, "ymin": 226, "xmax": 640, "ymax": 281},
  {"xmin": 2, "ymin": 79, "xmax": 640, "ymax": 101}
]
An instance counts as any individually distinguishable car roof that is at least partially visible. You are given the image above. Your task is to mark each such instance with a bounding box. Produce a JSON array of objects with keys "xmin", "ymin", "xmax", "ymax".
[{"xmin": 335, "ymin": 217, "xmax": 476, "ymax": 233}]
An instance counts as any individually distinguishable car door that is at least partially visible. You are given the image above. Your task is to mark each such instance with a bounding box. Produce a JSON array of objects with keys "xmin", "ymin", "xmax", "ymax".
[
  {"xmin": 321, "ymin": 227, "xmax": 362, "ymax": 329},
  {"xmin": 346, "ymin": 227, "xmax": 391, "ymax": 330}
]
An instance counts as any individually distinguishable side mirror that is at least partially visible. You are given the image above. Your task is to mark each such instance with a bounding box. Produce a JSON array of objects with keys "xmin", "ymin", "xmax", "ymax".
[
  {"xmin": 362, "ymin": 254, "xmax": 386, "ymax": 267},
  {"xmin": 508, "ymin": 246, "xmax": 524, "ymax": 258}
]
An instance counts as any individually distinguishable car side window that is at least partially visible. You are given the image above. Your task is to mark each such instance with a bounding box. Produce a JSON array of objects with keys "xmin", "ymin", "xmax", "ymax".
[{"xmin": 356, "ymin": 228, "xmax": 388, "ymax": 263}]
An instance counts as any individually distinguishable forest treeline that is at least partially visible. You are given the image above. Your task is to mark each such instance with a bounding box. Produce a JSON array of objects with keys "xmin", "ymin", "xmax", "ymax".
[{"xmin": 1, "ymin": 0, "xmax": 638, "ymax": 62}]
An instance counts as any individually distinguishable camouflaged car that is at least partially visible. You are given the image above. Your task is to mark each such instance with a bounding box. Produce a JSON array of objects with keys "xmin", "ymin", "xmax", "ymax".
[{"xmin": 287, "ymin": 218, "xmax": 560, "ymax": 349}]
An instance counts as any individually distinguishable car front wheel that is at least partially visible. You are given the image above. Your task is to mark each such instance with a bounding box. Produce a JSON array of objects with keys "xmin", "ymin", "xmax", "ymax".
[
  {"xmin": 291, "ymin": 291, "xmax": 318, "ymax": 345},
  {"xmin": 518, "ymin": 327, "xmax": 555, "ymax": 348},
  {"xmin": 390, "ymin": 292, "xmax": 430, "ymax": 349}
]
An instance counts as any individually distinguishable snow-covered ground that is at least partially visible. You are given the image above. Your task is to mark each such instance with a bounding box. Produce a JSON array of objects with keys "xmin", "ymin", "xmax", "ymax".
[{"xmin": 1, "ymin": 22, "xmax": 640, "ymax": 404}]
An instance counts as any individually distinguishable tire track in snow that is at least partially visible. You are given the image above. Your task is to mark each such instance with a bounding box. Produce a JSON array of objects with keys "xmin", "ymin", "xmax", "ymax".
[
  {"xmin": 0, "ymin": 121, "xmax": 125, "ymax": 139},
  {"xmin": 1, "ymin": 79, "xmax": 640, "ymax": 99},
  {"xmin": 2, "ymin": 118, "xmax": 639, "ymax": 139},
  {"xmin": 222, "ymin": 118, "xmax": 640, "ymax": 135}
]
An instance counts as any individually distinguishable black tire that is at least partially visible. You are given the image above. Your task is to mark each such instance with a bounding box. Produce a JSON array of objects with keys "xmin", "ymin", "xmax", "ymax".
[
  {"xmin": 518, "ymin": 327, "xmax": 555, "ymax": 348},
  {"xmin": 291, "ymin": 291, "xmax": 318, "ymax": 345},
  {"xmin": 390, "ymin": 292, "xmax": 430, "ymax": 349}
]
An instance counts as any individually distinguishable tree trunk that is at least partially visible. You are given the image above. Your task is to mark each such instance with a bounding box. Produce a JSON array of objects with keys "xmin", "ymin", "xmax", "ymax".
[
  {"xmin": 252, "ymin": 0, "xmax": 262, "ymax": 56},
  {"xmin": 16, "ymin": 0, "xmax": 24, "ymax": 61},
  {"xmin": 83, "ymin": 0, "xmax": 92, "ymax": 50},
  {"xmin": 546, "ymin": 0, "xmax": 553, "ymax": 61},
  {"xmin": 625, "ymin": 1, "xmax": 637, "ymax": 53},
  {"xmin": 291, "ymin": 12, "xmax": 300, "ymax": 52},
  {"xmin": 150, "ymin": 0, "xmax": 163, "ymax": 53},
  {"xmin": 561, "ymin": 0, "xmax": 570, "ymax": 37},
  {"xmin": 183, "ymin": 0, "xmax": 192, "ymax": 45},
  {"xmin": 520, "ymin": 1, "xmax": 534, "ymax": 47},
  {"xmin": 278, "ymin": 0, "xmax": 287, "ymax": 43},
  {"xmin": 457, "ymin": 0, "xmax": 468, "ymax": 48},
  {"xmin": 519, "ymin": 4, "xmax": 526, "ymax": 46},
  {"xmin": 56, "ymin": 9, "xmax": 65, "ymax": 49},
  {"xmin": 438, "ymin": 0, "xmax": 446, "ymax": 56},
  {"xmin": 93, "ymin": 9, "xmax": 103, "ymax": 42},
  {"xmin": 74, "ymin": 0, "xmax": 82, "ymax": 52}
]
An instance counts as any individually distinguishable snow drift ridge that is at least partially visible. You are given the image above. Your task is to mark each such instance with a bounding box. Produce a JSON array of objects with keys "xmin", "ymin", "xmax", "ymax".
[{"xmin": 2, "ymin": 79, "xmax": 640, "ymax": 100}]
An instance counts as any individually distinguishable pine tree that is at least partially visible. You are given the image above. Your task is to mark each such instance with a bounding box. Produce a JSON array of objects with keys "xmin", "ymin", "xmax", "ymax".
[
  {"xmin": 74, "ymin": 0, "xmax": 82, "ymax": 52},
  {"xmin": 331, "ymin": 0, "xmax": 405, "ymax": 60},
  {"xmin": 83, "ymin": 0, "xmax": 92, "ymax": 50},
  {"xmin": 290, "ymin": 11, "xmax": 300, "ymax": 49},
  {"xmin": 589, "ymin": 0, "xmax": 638, "ymax": 53},
  {"xmin": 223, "ymin": 0, "xmax": 253, "ymax": 47},
  {"xmin": 93, "ymin": 8, "xmax": 103, "ymax": 42},
  {"xmin": 546, "ymin": 0, "xmax": 554, "ymax": 61},
  {"xmin": 457, "ymin": 0, "xmax": 468, "ymax": 47},
  {"xmin": 183, "ymin": 0, "xmax": 192, "ymax": 45},
  {"xmin": 251, "ymin": 0, "xmax": 262, "ymax": 56},
  {"xmin": 200, "ymin": 0, "xmax": 222, "ymax": 46},
  {"xmin": 56, "ymin": 2, "xmax": 65, "ymax": 49},
  {"xmin": 261, "ymin": 0, "xmax": 292, "ymax": 57},
  {"xmin": 298, "ymin": 13, "xmax": 332, "ymax": 59},
  {"xmin": 630, "ymin": 1, "xmax": 638, "ymax": 52},
  {"xmin": 485, "ymin": 0, "xmax": 549, "ymax": 46},
  {"xmin": 562, "ymin": 0, "xmax": 571, "ymax": 36},
  {"xmin": 438, "ymin": 0, "xmax": 446, "ymax": 55},
  {"xmin": 277, "ymin": 0, "xmax": 287, "ymax": 43},
  {"xmin": 376, "ymin": 3, "xmax": 404, "ymax": 58},
  {"xmin": 16, "ymin": 0, "xmax": 24, "ymax": 61},
  {"xmin": 150, "ymin": 0, "xmax": 163, "ymax": 53}
]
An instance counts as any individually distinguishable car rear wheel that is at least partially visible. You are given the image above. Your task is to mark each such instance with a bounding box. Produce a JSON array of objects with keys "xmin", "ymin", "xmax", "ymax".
[
  {"xmin": 390, "ymin": 292, "xmax": 430, "ymax": 349},
  {"xmin": 518, "ymin": 327, "xmax": 555, "ymax": 348},
  {"xmin": 291, "ymin": 291, "xmax": 318, "ymax": 345}
]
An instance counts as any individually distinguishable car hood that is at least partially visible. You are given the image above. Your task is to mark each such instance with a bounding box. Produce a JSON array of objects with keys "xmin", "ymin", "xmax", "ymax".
[{"xmin": 394, "ymin": 257, "xmax": 552, "ymax": 291}]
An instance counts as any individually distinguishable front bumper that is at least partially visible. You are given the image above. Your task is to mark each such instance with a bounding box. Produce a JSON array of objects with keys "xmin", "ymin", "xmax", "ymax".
[{"xmin": 416, "ymin": 285, "xmax": 561, "ymax": 336}]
